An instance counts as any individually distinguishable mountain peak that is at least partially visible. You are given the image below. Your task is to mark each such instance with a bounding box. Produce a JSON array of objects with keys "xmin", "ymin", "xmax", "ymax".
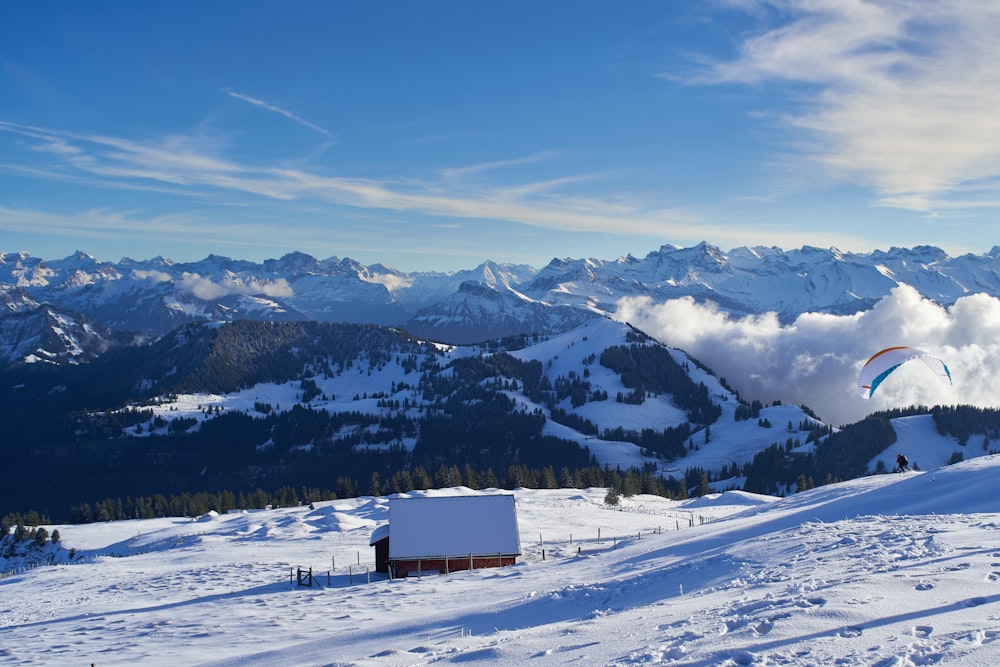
[{"xmin": 4, "ymin": 243, "xmax": 1000, "ymax": 341}]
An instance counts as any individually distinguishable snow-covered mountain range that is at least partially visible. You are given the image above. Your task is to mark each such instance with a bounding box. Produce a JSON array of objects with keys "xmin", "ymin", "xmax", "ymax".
[{"xmin": 3, "ymin": 242, "xmax": 999, "ymax": 363}]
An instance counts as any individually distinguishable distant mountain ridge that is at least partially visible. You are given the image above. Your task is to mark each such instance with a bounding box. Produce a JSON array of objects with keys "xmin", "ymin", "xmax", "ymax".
[
  {"xmin": 0, "ymin": 304, "xmax": 124, "ymax": 366},
  {"xmin": 2, "ymin": 242, "xmax": 999, "ymax": 363}
]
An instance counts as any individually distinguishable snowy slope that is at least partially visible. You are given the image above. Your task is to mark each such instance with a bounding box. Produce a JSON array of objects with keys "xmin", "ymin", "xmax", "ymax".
[
  {"xmin": 103, "ymin": 317, "xmax": 990, "ymax": 483},
  {"xmin": 868, "ymin": 413, "xmax": 985, "ymax": 474},
  {"xmin": 115, "ymin": 317, "xmax": 822, "ymax": 478},
  {"xmin": 4, "ymin": 455, "xmax": 1000, "ymax": 666},
  {"xmin": 0, "ymin": 304, "xmax": 122, "ymax": 365}
]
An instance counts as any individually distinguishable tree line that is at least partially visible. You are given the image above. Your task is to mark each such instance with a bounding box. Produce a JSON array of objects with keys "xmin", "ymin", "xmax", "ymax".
[{"xmin": 2, "ymin": 462, "xmax": 702, "ymax": 526}]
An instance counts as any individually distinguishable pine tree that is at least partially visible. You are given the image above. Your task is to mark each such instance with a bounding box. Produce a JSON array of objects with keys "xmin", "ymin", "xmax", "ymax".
[
  {"xmin": 463, "ymin": 464, "xmax": 479, "ymax": 490},
  {"xmin": 13, "ymin": 523, "xmax": 27, "ymax": 541},
  {"xmin": 696, "ymin": 473, "xmax": 712, "ymax": 497},
  {"xmin": 412, "ymin": 466, "xmax": 432, "ymax": 490}
]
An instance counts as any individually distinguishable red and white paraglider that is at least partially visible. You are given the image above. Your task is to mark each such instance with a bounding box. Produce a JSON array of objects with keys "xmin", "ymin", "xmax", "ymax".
[{"xmin": 857, "ymin": 346, "xmax": 952, "ymax": 400}]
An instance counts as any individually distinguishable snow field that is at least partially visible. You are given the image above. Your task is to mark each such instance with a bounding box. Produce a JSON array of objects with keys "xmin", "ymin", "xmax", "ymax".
[{"xmin": 4, "ymin": 463, "xmax": 1000, "ymax": 666}]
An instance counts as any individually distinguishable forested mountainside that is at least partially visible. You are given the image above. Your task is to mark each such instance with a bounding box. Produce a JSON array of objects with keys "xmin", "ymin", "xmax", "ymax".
[{"xmin": 4, "ymin": 317, "xmax": 998, "ymax": 524}]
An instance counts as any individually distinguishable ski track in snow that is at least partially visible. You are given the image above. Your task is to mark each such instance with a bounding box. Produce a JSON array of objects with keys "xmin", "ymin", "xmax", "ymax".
[{"xmin": 5, "ymin": 460, "xmax": 1000, "ymax": 666}]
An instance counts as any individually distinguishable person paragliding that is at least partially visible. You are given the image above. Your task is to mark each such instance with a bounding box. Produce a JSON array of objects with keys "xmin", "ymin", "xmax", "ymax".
[
  {"xmin": 895, "ymin": 453, "xmax": 909, "ymax": 472},
  {"xmin": 857, "ymin": 346, "xmax": 952, "ymax": 400}
]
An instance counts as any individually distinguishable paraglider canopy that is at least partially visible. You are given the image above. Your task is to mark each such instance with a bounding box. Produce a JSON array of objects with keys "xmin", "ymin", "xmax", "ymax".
[{"xmin": 857, "ymin": 346, "xmax": 952, "ymax": 400}]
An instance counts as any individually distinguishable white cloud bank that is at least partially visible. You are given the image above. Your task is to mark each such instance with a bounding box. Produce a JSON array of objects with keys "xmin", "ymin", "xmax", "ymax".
[
  {"xmin": 616, "ymin": 285, "xmax": 1000, "ymax": 426},
  {"xmin": 178, "ymin": 273, "xmax": 294, "ymax": 301}
]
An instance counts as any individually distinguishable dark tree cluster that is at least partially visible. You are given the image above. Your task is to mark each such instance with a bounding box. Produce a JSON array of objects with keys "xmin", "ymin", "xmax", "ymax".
[
  {"xmin": 932, "ymin": 405, "xmax": 1000, "ymax": 447},
  {"xmin": 602, "ymin": 423, "xmax": 693, "ymax": 460},
  {"xmin": 599, "ymin": 344, "xmax": 721, "ymax": 425},
  {"xmin": 1, "ymin": 512, "xmax": 58, "ymax": 554},
  {"xmin": 47, "ymin": 459, "xmax": 701, "ymax": 527},
  {"xmin": 734, "ymin": 399, "xmax": 764, "ymax": 421}
]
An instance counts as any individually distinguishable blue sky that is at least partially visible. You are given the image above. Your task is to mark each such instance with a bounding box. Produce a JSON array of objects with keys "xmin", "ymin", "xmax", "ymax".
[{"xmin": 1, "ymin": 1, "xmax": 998, "ymax": 271}]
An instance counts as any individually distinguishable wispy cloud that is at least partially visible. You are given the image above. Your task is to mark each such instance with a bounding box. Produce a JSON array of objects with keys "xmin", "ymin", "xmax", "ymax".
[
  {"xmin": 439, "ymin": 151, "xmax": 564, "ymax": 181},
  {"xmin": 224, "ymin": 89, "xmax": 335, "ymax": 139},
  {"xmin": 0, "ymin": 204, "xmax": 300, "ymax": 252},
  {"xmin": 701, "ymin": 0, "xmax": 1000, "ymax": 213},
  {"xmin": 0, "ymin": 121, "xmax": 892, "ymax": 256},
  {"xmin": 0, "ymin": 119, "xmax": 704, "ymax": 238}
]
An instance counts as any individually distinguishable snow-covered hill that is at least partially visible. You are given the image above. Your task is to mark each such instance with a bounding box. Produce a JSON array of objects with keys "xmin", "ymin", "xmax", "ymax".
[
  {"xmin": 5, "ymin": 454, "xmax": 1000, "ymax": 666},
  {"xmin": 63, "ymin": 316, "xmax": 986, "ymax": 486},
  {"xmin": 2, "ymin": 243, "xmax": 999, "ymax": 344},
  {"xmin": 114, "ymin": 317, "xmax": 824, "ymax": 478},
  {"xmin": 0, "ymin": 304, "xmax": 123, "ymax": 366}
]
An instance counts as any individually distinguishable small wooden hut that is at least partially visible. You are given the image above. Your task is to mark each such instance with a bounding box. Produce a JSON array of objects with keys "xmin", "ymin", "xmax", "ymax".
[{"xmin": 370, "ymin": 493, "xmax": 520, "ymax": 577}]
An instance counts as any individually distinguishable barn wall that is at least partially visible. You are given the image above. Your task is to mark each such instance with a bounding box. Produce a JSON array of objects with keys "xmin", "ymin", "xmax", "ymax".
[
  {"xmin": 393, "ymin": 555, "xmax": 517, "ymax": 578},
  {"xmin": 373, "ymin": 539, "xmax": 390, "ymax": 573}
]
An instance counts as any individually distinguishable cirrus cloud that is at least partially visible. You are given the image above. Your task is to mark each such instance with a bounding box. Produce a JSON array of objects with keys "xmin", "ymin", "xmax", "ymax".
[{"xmin": 704, "ymin": 0, "xmax": 1000, "ymax": 213}]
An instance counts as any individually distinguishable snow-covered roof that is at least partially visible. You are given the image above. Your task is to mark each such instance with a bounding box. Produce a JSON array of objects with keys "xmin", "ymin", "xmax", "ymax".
[
  {"xmin": 369, "ymin": 523, "xmax": 389, "ymax": 545},
  {"xmin": 386, "ymin": 493, "xmax": 520, "ymax": 559}
]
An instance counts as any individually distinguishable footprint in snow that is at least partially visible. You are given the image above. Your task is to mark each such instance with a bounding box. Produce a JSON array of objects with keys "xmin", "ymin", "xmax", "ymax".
[
  {"xmin": 980, "ymin": 630, "xmax": 1000, "ymax": 645},
  {"xmin": 838, "ymin": 626, "xmax": 863, "ymax": 638},
  {"xmin": 717, "ymin": 650, "xmax": 756, "ymax": 665},
  {"xmin": 915, "ymin": 582, "xmax": 935, "ymax": 591},
  {"xmin": 796, "ymin": 596, "xmax": 826, "ymax": 608},
  {"xmin": 912, "ymin": 625, "xmax": 933, "ymax": 638}
]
